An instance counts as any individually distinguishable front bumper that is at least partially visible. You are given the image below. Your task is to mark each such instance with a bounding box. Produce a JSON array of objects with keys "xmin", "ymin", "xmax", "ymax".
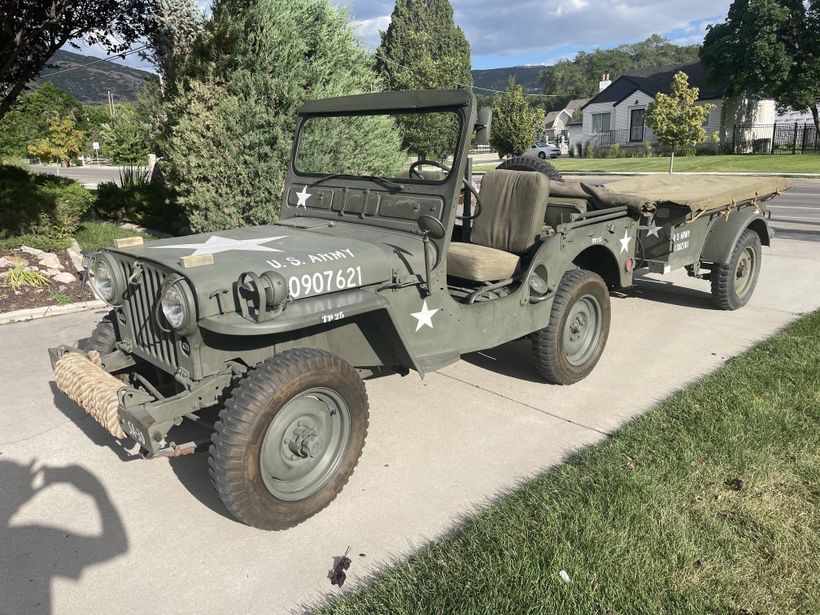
[{"xmin": 49, "ymin": 345, "xmax": 236, "ymax": 456}]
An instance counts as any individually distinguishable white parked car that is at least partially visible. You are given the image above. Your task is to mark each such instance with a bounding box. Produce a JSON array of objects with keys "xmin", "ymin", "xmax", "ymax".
[{"xmin": 524, "ymin": 142, "xmax": 561, "ymax": 159}]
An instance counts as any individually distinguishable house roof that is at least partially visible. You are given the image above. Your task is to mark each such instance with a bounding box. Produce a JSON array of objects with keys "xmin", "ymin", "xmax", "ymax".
[
  {"xmin": 566, "ymin": 115, "xmax": 583, "ymax": 126},
  {"xmin": 565, "ymin": 98, "xmax": 590, "ymax": 111},
  {"xmin": 544, "ymin": 111, "xmax": 561, "ymax": 128},
  {"xmin": 582, "ymin": 62, "xmax": 725, "ymax": 110}
]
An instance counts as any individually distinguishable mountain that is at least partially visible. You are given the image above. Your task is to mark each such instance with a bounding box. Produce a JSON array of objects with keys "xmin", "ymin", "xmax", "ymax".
[
  {"xmin": 33, "ymin": 50, "xmax": 152, "ymax": 104},
  {"xmin": 471, "ymin": 66, "xmax": 546, "ymax": 94}
]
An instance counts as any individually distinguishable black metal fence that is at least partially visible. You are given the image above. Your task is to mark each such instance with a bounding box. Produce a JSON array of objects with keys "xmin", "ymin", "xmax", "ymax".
[{"xmin": 731, "ymin": 122, "xmax": 819, "ymax": 155}]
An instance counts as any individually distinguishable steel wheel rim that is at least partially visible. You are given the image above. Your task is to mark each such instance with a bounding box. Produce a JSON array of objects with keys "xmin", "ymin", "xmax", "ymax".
[
  {"xmin": 260, "ymin": 387, "xmax": 351, "ymax": 501},
  {"xmin": 734, "ymin": 246, "xmax": 756, "ymax": 298},
  {"xmin": 563, "ymin": 294, "xmax": 602, "ymax": 366}
]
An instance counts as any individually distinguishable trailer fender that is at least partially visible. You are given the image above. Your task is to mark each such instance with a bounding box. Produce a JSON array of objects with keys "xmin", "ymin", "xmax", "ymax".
[{"xmin": 699, "ymin": 210, "xmax": 771, "ymax": 265}]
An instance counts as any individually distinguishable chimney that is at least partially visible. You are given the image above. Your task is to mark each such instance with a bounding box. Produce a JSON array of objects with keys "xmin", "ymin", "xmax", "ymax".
[{"xmin": 599, "ymin": 73, "xmax": 612, "ymax": 92}]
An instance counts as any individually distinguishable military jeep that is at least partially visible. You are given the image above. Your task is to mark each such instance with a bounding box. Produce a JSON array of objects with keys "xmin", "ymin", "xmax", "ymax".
[{"xmin": 50, "ymin": 89, "xmax": 786, "ymax": 529}]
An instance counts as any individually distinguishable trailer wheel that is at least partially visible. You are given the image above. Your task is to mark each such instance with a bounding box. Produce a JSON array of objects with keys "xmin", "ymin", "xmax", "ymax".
[
  {"xmin": 83, "ymin": 313, "xmax": 117, "ymax": 354},
  {"xmin": 209, "ymin": 349, "xmax": 369, "ymax": 530},
  {"xmin": 532, "ymin": 269, "xmax": 610, "ymax": 385},
  {"xmin": 497, "ymin": 155, "xmax": 564, "ymax": 182},
  {"xmin": 711, "ymin": 229, "xmax": 762, "ymax": 310}
]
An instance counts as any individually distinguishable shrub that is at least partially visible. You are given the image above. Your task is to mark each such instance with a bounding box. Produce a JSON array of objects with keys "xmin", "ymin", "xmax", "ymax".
[
  {"xmin": 94, "ymin": 165, "xmax": 183, "ymax": 234},
  {"xmin": 0, "ymin": 164, "xmax": 93, "ymax": 244},
  {"xmin": 584, "ymin": 143, "xmax": 595, "ymax": 158},
  {"xmin": 642, "ymin": 142, "xmax": 653, "ymax": 158},
  {"xmin": 608, "ymin": 143, "xmax": 621, "ymax": 158}
]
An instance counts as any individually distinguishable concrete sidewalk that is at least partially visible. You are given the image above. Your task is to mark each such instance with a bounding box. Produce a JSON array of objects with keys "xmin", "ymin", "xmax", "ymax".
[{"xmin": 1, "ymin": 237, "xmax": 819, "ymax": 615}]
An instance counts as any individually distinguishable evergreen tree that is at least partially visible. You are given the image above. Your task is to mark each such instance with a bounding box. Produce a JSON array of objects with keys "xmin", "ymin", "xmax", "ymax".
[
  {"xmin": 162, "ymin": 0, "xmax": 405, "ymax": 233},
  {"xmin": 490, "ymin": 79, "xmax": 543, "ymax": 159},
  {"xmin": 375, "ymin": 0, "xmax": 472, "ymax": 159}
]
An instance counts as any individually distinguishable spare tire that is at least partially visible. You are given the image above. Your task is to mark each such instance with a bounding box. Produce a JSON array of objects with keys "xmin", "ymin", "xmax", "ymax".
[{"xmin": 497, "ymin": 155, "xmax": 563, "ymax": 182}]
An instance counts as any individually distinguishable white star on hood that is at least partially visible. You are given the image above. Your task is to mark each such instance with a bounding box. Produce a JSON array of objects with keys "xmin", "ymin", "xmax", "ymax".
[
  {"xmin": 295, "ymin": 186, "xmax": 312, "ymax": 208},
  {"xmin": 619, "ymin": 230, "xmax": 632, "ymax": 254},
  {"xmin": 645, "ymin": 217, "xmax": 661, "ymax": 238},
  {"xmin": 150, "ymin": 235, "xmax": 288, "ymax": 257},
  {"xmin": 411, "ymin": 299, "xmax": 439, "ymax": 332}
]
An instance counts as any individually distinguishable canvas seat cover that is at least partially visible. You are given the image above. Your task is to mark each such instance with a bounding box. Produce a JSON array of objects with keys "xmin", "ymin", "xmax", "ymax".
[{"xmin": 448, "ymin": 170, "xmax": 550, "ymax": 281}]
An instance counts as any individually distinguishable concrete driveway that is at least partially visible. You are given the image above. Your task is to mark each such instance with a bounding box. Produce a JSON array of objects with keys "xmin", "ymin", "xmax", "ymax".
[{"xmin": 2, "ymin": 210, "xmax": 820, "ymax": 613}]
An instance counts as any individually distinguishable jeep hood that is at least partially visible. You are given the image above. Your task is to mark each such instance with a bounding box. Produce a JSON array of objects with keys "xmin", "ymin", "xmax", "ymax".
[{"xmin": 110, "ymin": 223, "xmax": 412, "ymax": 317}]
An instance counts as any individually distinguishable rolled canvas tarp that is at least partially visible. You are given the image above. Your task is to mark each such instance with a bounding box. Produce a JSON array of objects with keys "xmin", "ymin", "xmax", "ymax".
[{"xmin": 600, "ymin": 175, "xmax": 791, "ymax": 213}]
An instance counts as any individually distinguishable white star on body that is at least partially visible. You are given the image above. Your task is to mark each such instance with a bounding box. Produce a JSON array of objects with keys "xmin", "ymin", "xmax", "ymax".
[
  {"xmin": 411, "ymin": 299, "xmax": 439, "ymax": 332},
  {"xmin": 150, "ymin": 235, "xmax": 287, "ymax": 257},
  {"xmin": 645, "ymin": 217, "xmax": 661, "ymax": 238},
  {"xmin": 619, "ymin": 229, "xmax": 632, "ymax": 254},
  {"xmin": 295, "ymin": 186, "xmax": 312, "ymax": 209}
]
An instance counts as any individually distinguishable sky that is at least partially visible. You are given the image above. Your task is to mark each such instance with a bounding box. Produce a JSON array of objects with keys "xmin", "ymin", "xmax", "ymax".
[{"xmin": 74, "ymin": 0, "xmax": 733, "ymax": 72}]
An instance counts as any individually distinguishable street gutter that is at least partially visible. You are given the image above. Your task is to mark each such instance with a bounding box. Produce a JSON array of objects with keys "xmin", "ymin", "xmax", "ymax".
[{"xmin": 0, "ymin": 300, "xmax": 106, "ymax": 326}]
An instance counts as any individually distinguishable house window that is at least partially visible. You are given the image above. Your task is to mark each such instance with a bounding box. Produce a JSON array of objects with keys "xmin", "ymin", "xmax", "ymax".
[{"xmin": 592, "ymin": 112, "xmax": 611, "ymax": 133}]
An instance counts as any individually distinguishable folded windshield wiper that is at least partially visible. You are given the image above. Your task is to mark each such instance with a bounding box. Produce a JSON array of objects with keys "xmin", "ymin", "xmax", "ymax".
[{"xmin": 309, "ymin": 173, "xmax": 404, "ymax": 192}]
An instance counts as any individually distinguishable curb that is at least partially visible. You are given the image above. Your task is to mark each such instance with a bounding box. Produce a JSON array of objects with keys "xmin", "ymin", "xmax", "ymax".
[
  {"xmin": 550, "ymin": 171, "xmax": 820, "ymax": 178},
  {"xmin": 0, "ymin": 300, "xmax": 106, "ymax": 326}
]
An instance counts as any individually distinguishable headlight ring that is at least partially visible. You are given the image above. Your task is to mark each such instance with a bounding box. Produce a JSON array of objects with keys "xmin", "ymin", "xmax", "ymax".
[
  {"xmin": 159, "ymin": 275, "xmax": 197, "ymax": 336},
  {"xmin": 90, "ymin": 252, "xmax": 125, "ymax": 306}
]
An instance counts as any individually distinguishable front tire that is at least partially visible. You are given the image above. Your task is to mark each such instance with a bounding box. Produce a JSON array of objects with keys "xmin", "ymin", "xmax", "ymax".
[
  {"xmin": 83, "ymin": 313, "xmax": 117, "ymax": 353},
  {"xmin": 532, "ymin": 269, "xmax": 611, "ymax": 385},
  {"xmin": 209, "ymin": 349, "xmax": 369, "ymax": 530},
  {"xmin": 537, "ymin": 151, "xmax": 547, "ymax": 159},
  {"xmin": 711, "ymin": 229, "xmax": 762, "ymax": 310}
]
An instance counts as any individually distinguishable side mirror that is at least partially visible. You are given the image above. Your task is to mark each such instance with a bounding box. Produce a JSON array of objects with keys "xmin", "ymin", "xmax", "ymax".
[{"xmin": 474, "ymin": 106, "xmax": 492, "ymax": 146}]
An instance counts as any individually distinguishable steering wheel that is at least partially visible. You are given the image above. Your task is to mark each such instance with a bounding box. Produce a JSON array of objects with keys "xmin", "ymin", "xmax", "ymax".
[{"xmin": 408, "ymin": 159, "xmax": 482, "ymax": 221}]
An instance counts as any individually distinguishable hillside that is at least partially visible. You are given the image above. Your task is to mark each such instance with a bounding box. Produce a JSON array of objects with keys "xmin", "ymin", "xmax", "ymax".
[
  {"xmin": 34, "ymin": 50, "xmax": 152, "ymax": 104},
  {"xmin": 471, "ymin": 66, "xmax": 546, "ymax": 94}
]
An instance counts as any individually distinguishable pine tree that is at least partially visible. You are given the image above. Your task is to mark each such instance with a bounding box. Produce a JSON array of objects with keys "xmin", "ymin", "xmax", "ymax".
[
  {"xmin": 375, "ymin": 0, "xmax": 472, "ymax": 159},
  {"xmin": 162, "ymin": 0, "xmax": 405, "ymax": 233}
]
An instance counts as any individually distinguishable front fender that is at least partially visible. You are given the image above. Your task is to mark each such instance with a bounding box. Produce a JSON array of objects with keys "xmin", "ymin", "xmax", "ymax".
[{"xmin": 699, "ymin": 208, "xmax": 771, "ymax": 265}]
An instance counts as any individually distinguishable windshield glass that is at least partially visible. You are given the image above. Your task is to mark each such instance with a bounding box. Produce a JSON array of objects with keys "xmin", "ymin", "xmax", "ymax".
[{"xmin": 295, "ymin": 111, "xmax": 462, "ymax": 181}]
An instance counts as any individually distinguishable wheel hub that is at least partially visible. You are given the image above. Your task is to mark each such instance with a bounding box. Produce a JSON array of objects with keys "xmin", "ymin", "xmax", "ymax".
[{"xmin": 287, "ymin": 425, "xmax": 325, "ymax": 459}]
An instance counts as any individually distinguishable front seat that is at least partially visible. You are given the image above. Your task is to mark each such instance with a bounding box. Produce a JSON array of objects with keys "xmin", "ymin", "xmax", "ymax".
[{"xmin": 448, "ymin": 169, "xmax": 549, "ymax": 282}]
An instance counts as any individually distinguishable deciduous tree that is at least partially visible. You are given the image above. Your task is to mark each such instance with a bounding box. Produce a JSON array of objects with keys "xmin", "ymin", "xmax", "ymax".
[
  {"xmin": 490, "ymin": 79, "xmax": 543, "ymax": 159},
  {"xmin": 0, "ymin": 0, "xmax": 152, "ymax": 119},
  {"xmin": 701, "ymin": 0, "xmax": 820, "ymax": 134},
  {"xmin": 644, "ymin": 72, "xmax": 714, "ymax": 173},
  {"xmin": 27, "ymin": 114, "xmax": 86, "ymax": 164}
]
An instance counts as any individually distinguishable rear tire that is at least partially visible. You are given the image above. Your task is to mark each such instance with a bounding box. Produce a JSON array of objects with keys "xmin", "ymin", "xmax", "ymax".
[
  {"xmin": 537, "ymin": 151, "xmax": 547, "ymax": 159},
  {"xmin": 532, "ymin": 269, "xmax": 611, "ymax": 385},
  {"xmin": 83, "ymin": 313, "xmax": 117, "ymax": 354},
  {"xmin": 711, "ymin": 229, "xmax": 762, "ymax": 310},
  {"xmin": 209, "ymin": 348, "xmax": 369, "ymax": 530},
  {"xmin": 497, "ymin": 155, "xmax": 564, "ymax": 182}
]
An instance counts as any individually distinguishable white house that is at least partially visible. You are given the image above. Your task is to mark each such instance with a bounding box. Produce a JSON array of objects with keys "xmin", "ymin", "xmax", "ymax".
[
  {"xmin": 543, "ymin": 98, "xmax": 589, "ymax": 141},
  {"xmin": 574, "ymin": 62, "xmax": 776, "ymax": 152}
]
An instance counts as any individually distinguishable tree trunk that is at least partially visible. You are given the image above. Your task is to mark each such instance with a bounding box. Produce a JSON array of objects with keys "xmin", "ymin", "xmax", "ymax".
[
  {"xmin": 668, "ymin": 150, "xmax": 675, "ymax": 174},
  {"xmin": 812, "ymin": 105, "xmax": 820, "ymax": 140},
  {"xmin": 0, "ymin": 78, "xmax": 28, "ymax": 120}
]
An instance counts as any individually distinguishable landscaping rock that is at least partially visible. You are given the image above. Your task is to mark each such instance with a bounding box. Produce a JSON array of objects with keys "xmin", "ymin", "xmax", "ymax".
[
  {"xmin": 52, "ymin": 272, "xmax": 77, "ymax": 284},
  {"xmin": 0, "ymin": 255, "xmax": 28, "ymax": 268},
  {"xmin": 37, "ymin": 253, "xmax": 62, "ymax": 270},
  {"xmin": 44, "ymin": 268, "xmax": 62, "ymax": 277},
  {"xmin": 19, "ymin": 246, "xmax": 44, "ymax": 257},
  {"xmin": 68, "ymin": 239, "xmax": 84, "ymax": 272}
]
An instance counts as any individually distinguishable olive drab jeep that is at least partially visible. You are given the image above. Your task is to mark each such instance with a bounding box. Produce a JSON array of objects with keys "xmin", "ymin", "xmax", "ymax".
[{"xmin": 49, "ymin": 89, "xmax": 788, "ymax": 530}]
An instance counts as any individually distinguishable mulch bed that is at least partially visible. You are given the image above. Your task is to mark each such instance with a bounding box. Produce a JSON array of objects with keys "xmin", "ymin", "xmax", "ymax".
[{"xmin": 0, "ymin": 248, "xmax": 94, "ymax": 313}]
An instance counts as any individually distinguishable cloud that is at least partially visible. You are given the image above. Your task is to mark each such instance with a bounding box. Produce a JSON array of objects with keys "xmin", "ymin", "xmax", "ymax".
[
  {"xmin": 352, "ymin": 15, "xmax": 391, "ymax": 49},
  {"xmin": 338, "ymin": 0, "xmax": 731, "ymax": 61}
]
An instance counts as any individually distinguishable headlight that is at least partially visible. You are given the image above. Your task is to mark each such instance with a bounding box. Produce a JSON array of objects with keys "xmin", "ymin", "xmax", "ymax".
[
  {"xmin": 90, "ymin": 253, "xmax": 123, "ymax": 306},
  {"xmin": 160, "ymin": 276, "xmax": 196, "ymax": 334}
]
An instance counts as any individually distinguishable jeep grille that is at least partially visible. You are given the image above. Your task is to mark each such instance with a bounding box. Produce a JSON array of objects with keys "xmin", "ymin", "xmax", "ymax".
[{"xmin": 119, "ymin": 260, "xmax": 179, "ymax": 369}]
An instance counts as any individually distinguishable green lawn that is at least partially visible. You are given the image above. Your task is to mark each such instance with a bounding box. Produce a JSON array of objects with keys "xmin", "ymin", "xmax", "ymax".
[
  {"xmin": 74, "ymin": 221, "xmax": 160, "ymax": 250},
  {"xmin": 322, "ymin": 312, "xmax": 820, "ymax": 614},
  {"xmin": 476, "ymin": 154, "xmax": 820, "ymax": 174}
]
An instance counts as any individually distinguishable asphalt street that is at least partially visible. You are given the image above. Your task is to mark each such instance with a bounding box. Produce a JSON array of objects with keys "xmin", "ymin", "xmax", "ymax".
[
  {"xmin": 27, "ymin": 164, "xmax": 129, "ymax": 187},
  {"xmin": 1, "ymin": 186, "xmax": 819, "ymax": 615}
]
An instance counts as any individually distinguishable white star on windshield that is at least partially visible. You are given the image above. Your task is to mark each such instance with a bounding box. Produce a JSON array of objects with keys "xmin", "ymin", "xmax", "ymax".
[
  {"xmin": 645, "ymin": 217, "xmax": 661, "ymax": 238},
  {"xmin": 150, "ymin": 235, "xmax": 288, "ymax": 257},
  {"xmin": 411, "ymin": 299, "xmax": 439, "ymax": 332},
  {"xmin": 295, "ymin": 186, "xmax": 312, "ymax": 209},
  {"xmin": 619, "ymin": 230, "xmax": 632, "ymax": 254}
]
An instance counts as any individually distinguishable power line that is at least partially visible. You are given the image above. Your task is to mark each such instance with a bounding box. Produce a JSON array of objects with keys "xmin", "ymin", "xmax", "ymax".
[{"xmin": 41, "ymin": 45, "xmax": 150, "ymax": 78}]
